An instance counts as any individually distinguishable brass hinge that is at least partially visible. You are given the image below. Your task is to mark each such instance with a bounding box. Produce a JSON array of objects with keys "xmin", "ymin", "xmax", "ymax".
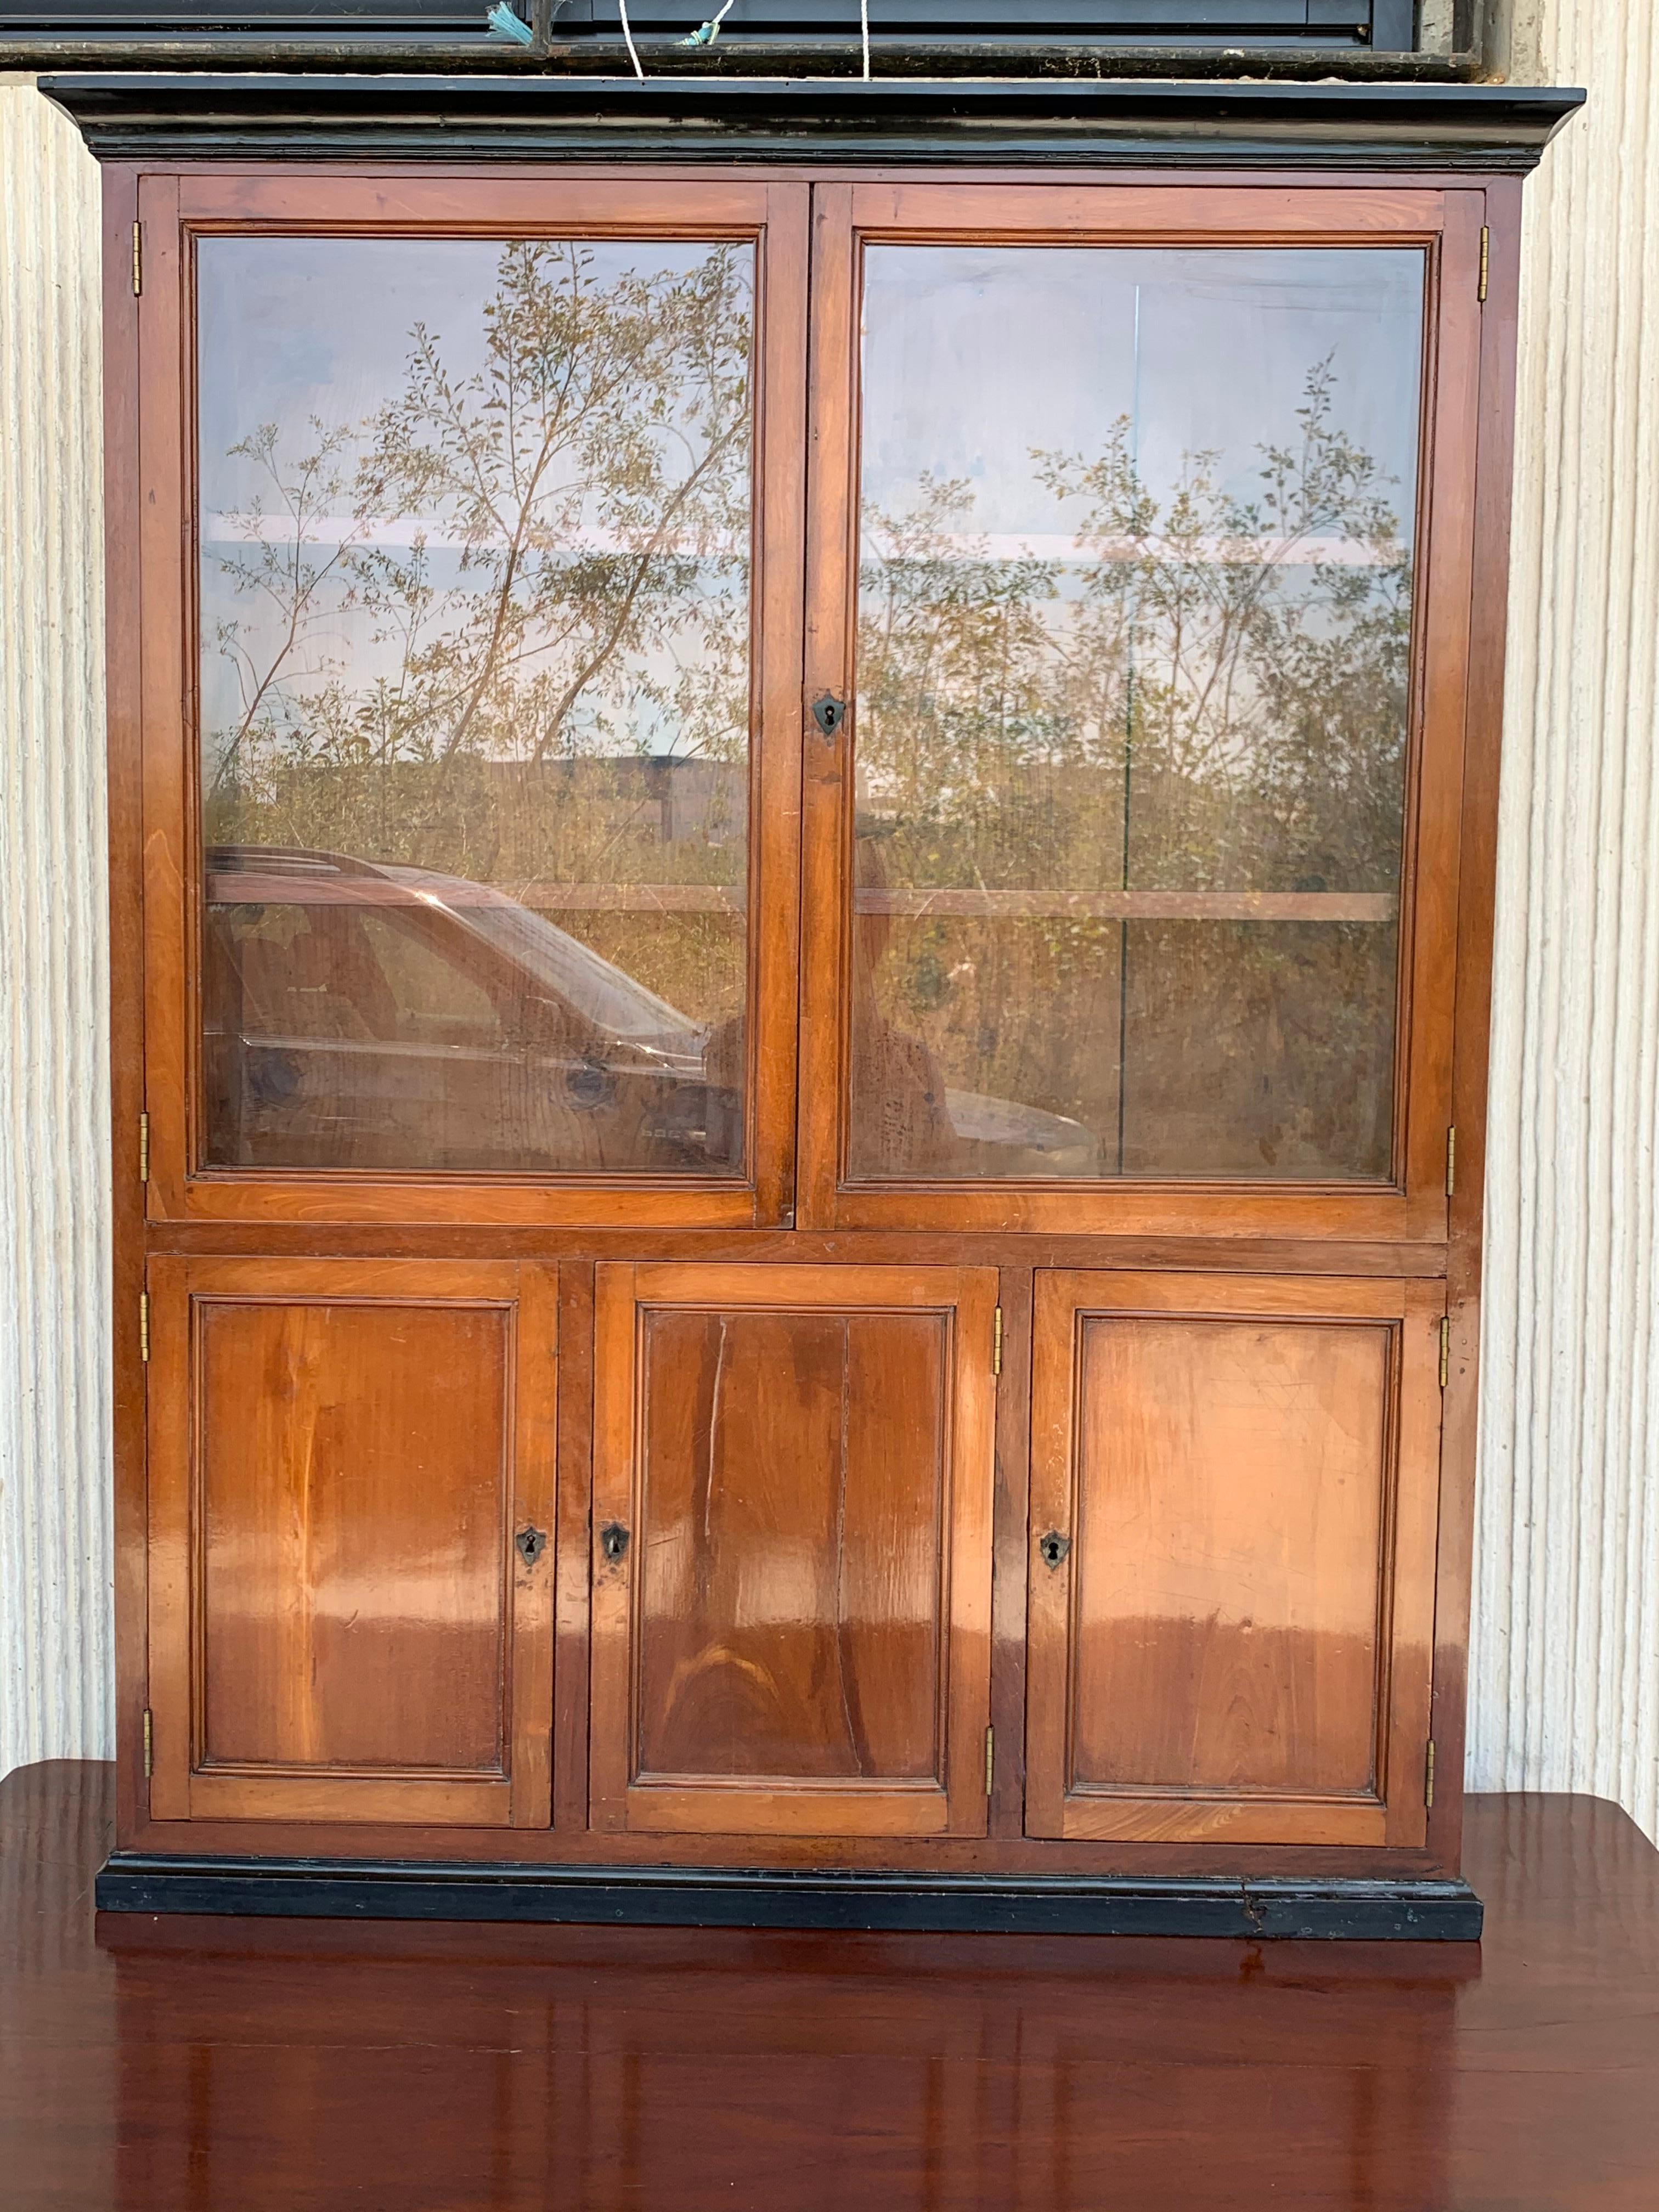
[
  {"xmin": 984, "ymin": 1725, "xmax": 995, "ymax": 1798},
  {"xmin": 1425, "ymin": 1737, "xmax": 1436, "ymax": 1809},
  {"xmin": 1438, "ymin": 1317, "xmax": 1450, "ymax": 1391},
  {"xmin": 1478, "ymin": 226, "xmax": 1490, "ymax": 304},
  {"xmin": 131, "ymin": 221, "xmax": 142, "ymax": 298},
  {"xmin": 138, "ymin": 1111, "xmax": 150, "ymax": 1184},
  {"xmin": 992, "ymin": 1306, "xmax": 1003, "ymax": 1378},
  {"xmin": 139, "ymin": 1292, "xmax": 150, "ymax": 1364},
  {"xmin": 1446, "ymin": 1124, "xmax": 1457, "ymax": 1198},
  {"xmin": 142, "ymin": 1708, "xmax": 154, "ymax": 1781}
]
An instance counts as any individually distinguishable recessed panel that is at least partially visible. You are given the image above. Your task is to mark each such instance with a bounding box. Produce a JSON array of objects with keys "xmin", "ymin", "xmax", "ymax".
[
  {"xmin": 198, "ymin": 1297, "xmax": 511, "ymax": 1773},
  {"xmin": 635, "ymin": 1305, "xmax": 947, "ymax": 1782},
  {"xmin": 1070, "ymin": 1313, "xmax": 1390, "ymax": 1799}
]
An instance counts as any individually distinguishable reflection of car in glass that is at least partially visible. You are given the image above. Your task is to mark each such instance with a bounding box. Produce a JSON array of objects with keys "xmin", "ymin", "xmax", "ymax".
[
  {"xmin": 944, "ymin": 1087, "xmax": 1100, "ymax": 1181},
  {"xmin": 203, "ymin": 846, "xmax": 737, "ymax": 1175},
  {"xmin": 202, "ymin": 845, "xmax": 1101, "ymax": 1179}
]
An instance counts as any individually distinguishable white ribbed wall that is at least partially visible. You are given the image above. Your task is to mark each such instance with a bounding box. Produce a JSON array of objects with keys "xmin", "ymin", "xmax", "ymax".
[
  {"xmin": 1468, "ymin": 5, "xmax": 1659, "ymax": 1838},
  {"xmin": 0, "ymin": 76, "xmax": 112, "ymax": 1781},
  {"xmin": 1, "ymin": 38, "xmax": 1656, "ymax": 1839}
]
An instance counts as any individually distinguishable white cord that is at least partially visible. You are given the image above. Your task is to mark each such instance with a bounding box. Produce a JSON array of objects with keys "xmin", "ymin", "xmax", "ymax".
[
  {"xmin": 860, "ymin": 0, "xmax": 870, "ymax": 78},
  {"xmin": 617, "ymin": 0, "xmax": 645, "ymax": 77}
]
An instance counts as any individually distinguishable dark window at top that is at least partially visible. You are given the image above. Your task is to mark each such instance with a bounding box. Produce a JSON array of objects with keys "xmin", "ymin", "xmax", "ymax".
[{"xmin": 0, "ymin": 1, "xmax": 1419, "ymax": 48}]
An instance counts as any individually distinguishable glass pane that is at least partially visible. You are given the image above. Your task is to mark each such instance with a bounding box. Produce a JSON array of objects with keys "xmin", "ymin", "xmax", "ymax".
[
  {"xmin": 850, "ymin": 246, "xmax": 1423, "ymax": 1183},
  {"xmin": 198, "ymin": 236, "xmax": 754, "ymax": 1175}
]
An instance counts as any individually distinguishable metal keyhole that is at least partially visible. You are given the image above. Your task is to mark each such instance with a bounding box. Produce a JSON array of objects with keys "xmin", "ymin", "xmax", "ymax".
[
  {"xmin": 811, "ymin": 693, "xmax": 847, "ymax": 737},
  {"xmin": 515, "ymin": 1525, "xmax": 548, "ymax": 1568},
  {"xmin": 1039, "ymin": 1530, "xmax": 1071, "ymax": 1570},
  {"xmin": 600, "ymin": 1521, "xmax": 631, "ymax": 1566}
]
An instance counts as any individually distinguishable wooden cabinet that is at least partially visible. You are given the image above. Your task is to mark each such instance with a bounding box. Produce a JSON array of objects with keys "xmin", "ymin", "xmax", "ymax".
[
  {"xmin": 590, "ymin": 1265, "xmax": 997, "ymax": 1836},
  {"xmin": 59, "ymin": 76, "xmax": 1567, "ymax": 1929},
  {"xmin": 1025, "ymin": 1273, "xmax": 1442, "ymax": 1846},
  {"xmin": 145, "ymin": 1257, "xmax": 558, "ymax": 1826}
]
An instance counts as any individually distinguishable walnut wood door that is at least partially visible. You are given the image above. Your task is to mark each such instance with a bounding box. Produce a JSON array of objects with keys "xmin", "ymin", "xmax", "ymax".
[
  {"xmin": 799, "ymin": 181, "xmax": 1486, "ymax": 1243},
  {"xmin": 1026, "ymin": 1272, "xmax": 1443, "ymax": 1846},
  {"xmin": 137, "ymin": 173, "xmax": 808, "ymax": 1231},
  {"xmin": 145, "ymin": 1257, "xmax": 557, "ymax": 1826},
  {"xmin": 591, "ymin": 1263, "xmax": 997, "ymax": 1837}
]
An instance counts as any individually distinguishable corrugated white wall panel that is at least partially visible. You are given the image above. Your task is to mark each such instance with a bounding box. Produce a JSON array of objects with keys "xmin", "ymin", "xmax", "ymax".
[
  {"xmin": 1, "ymin": 36, "xmax": 1657, "ymax": 1841},
  {"xmin": 1469, "ymin": 6, "xmax": 1659, "ymax": 1840},
  {"xmin": 0, "ymin": 76, "xmax": 112, "ymax": 1781}
]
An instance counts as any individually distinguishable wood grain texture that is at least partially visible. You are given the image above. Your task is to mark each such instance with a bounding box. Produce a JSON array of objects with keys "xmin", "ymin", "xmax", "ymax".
[
  {"xmin": 99, "ymin": 159, "xmax": 1529, "ymax": 1891},
  {"xmin": 591, "ymin": 1263, "xmax": 996, "ymax": 1838},
  {"xmin": 1027, "ymin": 1272, "xmax": 1442, "ymax": 1846},
  {"xmin": 1069, "ymin": 1316, "xmax": 1390, "ymax": 1797},
  {"xmin": 145, "ymin": 1257, "xmax": 556, "ymax": 1828},
  {"xmin": 197, "ymin": 1297, "xmax": 512, "ymax": 1774},
  {"xmin": 10, "ymin": 1767, "xmax": 1659, "ymax": 2212},
  {"xmin": 100, "ymin": 159, "xmax": 149, "ymax": 1842},
  {"xmin": 1429, "ymin": 177, "xmax": 1521, "ymax": 1866},
  {"xmin": 633, "ymin": 1306, "xmax": 946, "ymax": 1783}
]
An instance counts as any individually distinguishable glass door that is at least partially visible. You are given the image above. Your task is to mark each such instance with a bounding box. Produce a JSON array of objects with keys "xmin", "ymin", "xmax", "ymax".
[
  {"xmin": 139, "ymin": 176, "xmax": 808, "ymax": 1226},
  {"xmin": 799, "ymin": 183, "xmax": 1484, "ymax": 1241}
]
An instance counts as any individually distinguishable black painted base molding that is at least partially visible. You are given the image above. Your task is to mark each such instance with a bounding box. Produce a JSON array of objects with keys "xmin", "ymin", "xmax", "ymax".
[{"xmin": 95, "ymin": 1853, "xmax": 1483, "ymax": 1940}]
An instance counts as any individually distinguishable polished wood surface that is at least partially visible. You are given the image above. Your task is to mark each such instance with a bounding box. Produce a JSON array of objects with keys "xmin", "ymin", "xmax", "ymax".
[
  {"xmin": 4, "ymin": 1764, "xmax": 1657, "ymax": 2210},
  {"xmin": 591, "ymin": 1263, "xmax": 996, "ymax": 1836},
  {"xmin": 198, "ymin": 1299, "xmax": 511, "ymax": 1769},
  {"xmin": 1027, "ymin": 1273, "xmax": 1442, "ymax": 1846},
  {"xmin": 1432, "ymin": 176, "xmax": 1527, "ymax": 1870},
  {"xmin": 98, "ymin": 163, "xmax": 1533, "ymax": 1887},
  {"xmin": 1070, "ymin": 1317, "xmax": 1389, "ymax": 1796},
  {"xmin": 145, "ymin": 1257, "xmax": 557, "ymax": 1827}
]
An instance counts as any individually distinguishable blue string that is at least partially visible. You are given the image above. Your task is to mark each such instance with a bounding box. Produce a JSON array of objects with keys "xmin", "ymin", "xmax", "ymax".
[{"xmin": 484, "ymin": 2, "xmax": 534, "ymax": 43}]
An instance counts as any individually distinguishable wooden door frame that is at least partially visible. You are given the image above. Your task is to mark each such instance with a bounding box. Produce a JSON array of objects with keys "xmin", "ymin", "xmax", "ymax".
[
  {"xmin": 134, "ymin": 172, "xmax": 810, "ymax": 1229},
  {"xmin": 145, "ymin": 1254, "xmax": 558, "ymax": 1827},
  {"xmin": 589, "ymin": 1261, "xmax": 998, "ymax": 1838},
  {"xmin": 798, "ymin": 178, "xmax": 1486, "ymax": 1244},
  {"xmin": 1025, "ymin": 1269, "xmax": 1443, "ymax": 1847}
]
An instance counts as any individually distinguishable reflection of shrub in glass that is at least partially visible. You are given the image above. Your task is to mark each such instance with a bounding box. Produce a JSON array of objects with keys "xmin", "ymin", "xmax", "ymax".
[
  {"xmin": 853, "ymin": 362, "xmax": 1412, "ymax": 1182},
  {"xmin": 849, "ymin": 821, "xmax": 962, "ymax": 1182},
  {"xmin": 198, "ymin": 239, "xmax": 755, "ymax": 1176}
]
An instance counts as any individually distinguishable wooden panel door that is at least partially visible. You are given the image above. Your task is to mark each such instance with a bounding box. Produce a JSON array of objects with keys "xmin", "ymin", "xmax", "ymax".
[
  {"xmin": 1027, "ymin": 1272, "xmax": 1443, "ymax": 1846},
  {"xmin": 146, "ymin": 1257, "xmax": 557, "ymax": 1826},
  {"xmin": 591, "ymin": 1263, "xmax": 997, "ymax": 1837}
]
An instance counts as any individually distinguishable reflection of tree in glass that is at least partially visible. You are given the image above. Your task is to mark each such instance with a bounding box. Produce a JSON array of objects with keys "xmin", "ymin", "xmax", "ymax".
[
  {"xmin": 853, "ymin": 363, "xmax": 1413, "ymax": 1179},
  {"xmin": 204, "ymin": 240, "xmax": 753, "ymax": 1022}
]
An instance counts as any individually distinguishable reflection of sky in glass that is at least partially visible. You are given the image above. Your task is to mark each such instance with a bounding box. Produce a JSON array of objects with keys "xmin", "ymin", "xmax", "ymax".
[
  {"xmin": 198, "ymin": 237, "xmax": 504, "ymax": 484},
  {"xmin": 860, "ymin": 246, "xmax": 1424, "ymax": 542},
  {"xmin": 196, "ymin": 235, "xmax": 752, "ymax": 767},
  {"xmin": 201, "ymin": 235, "xmax": 742, "ymax": 512}
]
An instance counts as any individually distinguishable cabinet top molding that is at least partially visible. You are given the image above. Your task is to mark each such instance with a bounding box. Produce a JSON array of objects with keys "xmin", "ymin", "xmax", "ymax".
[{"xmin": 41, "ymin": 71, "xmax": 1584, "ymax": 170}]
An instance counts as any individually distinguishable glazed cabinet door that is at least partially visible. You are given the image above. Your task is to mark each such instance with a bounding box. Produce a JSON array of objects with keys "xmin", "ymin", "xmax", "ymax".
[
  {"xmin": 1026, "ymin": 1272, "xmax": 1442, "ymax": 1846},
  {"xmin": 138, "ymin": 173, "xmax": 807, "ymax": 1229},
  {"xmin": 591, "ymin": 1263, "xmax": 997, "ymax": 1837},
  {"xmin": 145, "ymin": 1257, "xmax": 558, "ymax": 1826},
  {"xmin": 800, "ymin": 182, "xmax": 1485, "ymax": 1242}
]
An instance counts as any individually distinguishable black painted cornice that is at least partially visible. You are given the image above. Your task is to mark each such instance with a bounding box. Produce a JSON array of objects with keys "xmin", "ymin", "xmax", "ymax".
[{"xmin": 41, "ymin": 70, "xmax": 1585, "ymax": 169}]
